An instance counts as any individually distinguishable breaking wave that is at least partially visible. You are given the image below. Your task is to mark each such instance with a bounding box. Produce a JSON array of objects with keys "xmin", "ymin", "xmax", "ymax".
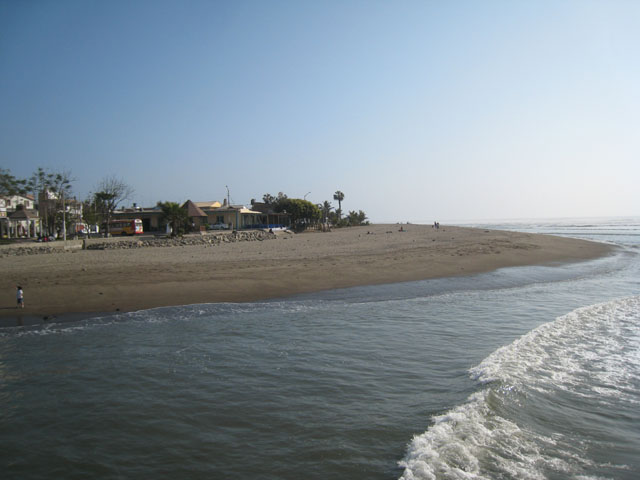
[{"xmin": 399, "ymin": 296, "xmax": 640, "ymax": 480}]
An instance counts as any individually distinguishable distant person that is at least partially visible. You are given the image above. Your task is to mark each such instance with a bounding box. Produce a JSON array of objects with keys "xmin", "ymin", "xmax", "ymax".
[{"xmin": 16, "ymin": 286, "xmax": 24, "ymax": 309}]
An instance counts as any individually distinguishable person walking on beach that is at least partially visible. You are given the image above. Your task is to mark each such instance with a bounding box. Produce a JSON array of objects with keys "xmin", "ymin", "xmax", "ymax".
[{"xmin": 16, "ymin": 286, "xmax": 24, "ymax": 309}]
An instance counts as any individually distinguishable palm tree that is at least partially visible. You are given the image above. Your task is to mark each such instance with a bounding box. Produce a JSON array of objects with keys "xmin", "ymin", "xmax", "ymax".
[
  {"xmin": 157, "ymin": 201, "xmax": 189, "ymax": 237},
  {"xmin": 320, "ymin": 200, "xmax": 333, "ymax": 224},
  {"xmin": 333, "ymin": 191, "xmax": 344, "ymax": 219},
  {"xmin": 346, "ymin": 210, "xmax": 368, "ymax": 226}
]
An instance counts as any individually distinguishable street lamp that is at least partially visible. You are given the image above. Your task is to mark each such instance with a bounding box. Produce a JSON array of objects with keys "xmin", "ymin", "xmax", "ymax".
[{"xmin": 304, "ymin": 192, "xmax": 311, "ymax": 200}]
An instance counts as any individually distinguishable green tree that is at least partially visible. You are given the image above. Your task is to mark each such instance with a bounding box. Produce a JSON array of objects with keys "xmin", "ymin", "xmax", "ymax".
[
  {"xmin": 262, "ymin": 193, "xmax": 276, "ymax": 205},
  {"xmin": 0, "ymin": 168, "xmax": 29, "ymax": 196},
  {"xmin": 333, "ymin": 190, "xmax": 344, "ymax": 219},
  {"xmin": 28, "ymin": 167, "xmax": 72, "ymax": 199},
  {"xmin": 27, "ymin": 168, "xmax": 74, "ymax": 236},
  {"xmin": 275, "ymin": 198, "xmax": 321, "ymax": 230},
  {"xmin": 346, "ymin": 210, "xmax": 369, "ymax": 226},
  {"xmin": 319, "ymin": 200, "xmax": 333, "ymax": 224},
  {"xmin": 157, "ymin": 201, "xmax": 190, "ymax": 237},
  {"xmin": 262, "ymin": 192, "xmax": 289, "ymax": 209}
]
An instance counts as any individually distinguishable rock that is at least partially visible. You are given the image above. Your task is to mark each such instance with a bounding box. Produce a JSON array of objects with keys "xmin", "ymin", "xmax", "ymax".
[{"xmin": 1, "ymin": 231, "xmax": 277, "ymax": 257}]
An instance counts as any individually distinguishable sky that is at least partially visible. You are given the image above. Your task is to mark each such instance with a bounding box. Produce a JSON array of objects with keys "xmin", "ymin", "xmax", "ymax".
[{"xmin": 1, "ymin": 0, "xmax": 639, "ymax": 223}]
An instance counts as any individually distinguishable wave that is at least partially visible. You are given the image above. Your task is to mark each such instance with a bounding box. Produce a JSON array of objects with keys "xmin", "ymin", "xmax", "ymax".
[{"xmin": 398, "ymin": 296, "xmax": 640, "ymax": 480}]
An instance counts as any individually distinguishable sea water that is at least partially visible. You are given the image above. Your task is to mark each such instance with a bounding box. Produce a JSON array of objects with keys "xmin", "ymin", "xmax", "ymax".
[{"xmin": 1, "ymin": 218, "xmax": 639, "ymax": 479}]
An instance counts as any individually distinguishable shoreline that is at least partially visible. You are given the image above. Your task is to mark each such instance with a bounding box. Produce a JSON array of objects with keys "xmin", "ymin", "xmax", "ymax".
[{"xmin": 1, "ymin": 224, "xmax": 613, "ymax": 326}]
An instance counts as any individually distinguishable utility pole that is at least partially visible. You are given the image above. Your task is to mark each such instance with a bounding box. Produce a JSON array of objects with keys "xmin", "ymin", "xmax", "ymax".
[
  {"xmin": 226, "ymin": 185, "xmax": 238, "ymax": 230},
  {"xmin": 62, "ymin": 189, "xmax": 67, "ymax": 244}
]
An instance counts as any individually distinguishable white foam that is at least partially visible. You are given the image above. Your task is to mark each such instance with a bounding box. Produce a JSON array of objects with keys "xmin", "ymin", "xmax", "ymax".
[
  {"xmin": 399, "ymin": 296, "xmax": 640, "ymax": 479},
  {"xmin": 470, "ymin": 295, "xmax": 640, "ymax": 404},
  {"xmin": 398, "ymin": 390, "xmax": 568, "ymax": 480}
]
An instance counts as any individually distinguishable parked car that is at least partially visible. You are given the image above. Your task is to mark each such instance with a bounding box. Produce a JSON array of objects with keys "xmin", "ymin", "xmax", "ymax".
[{"xmin": 210, "ymin": 222, "xmax": 229, "ymax": 230}]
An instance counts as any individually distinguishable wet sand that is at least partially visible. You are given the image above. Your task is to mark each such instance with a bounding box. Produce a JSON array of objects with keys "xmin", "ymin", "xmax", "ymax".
[{"xmin": 1, "ymin": 224, "xmax": 612, "ymax": 324}]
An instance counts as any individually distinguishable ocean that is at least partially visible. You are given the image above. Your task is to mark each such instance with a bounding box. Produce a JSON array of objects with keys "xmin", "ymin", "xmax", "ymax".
[{"xmin": 1, "ymin": 218, "xmax": 639, "ymax": 479}]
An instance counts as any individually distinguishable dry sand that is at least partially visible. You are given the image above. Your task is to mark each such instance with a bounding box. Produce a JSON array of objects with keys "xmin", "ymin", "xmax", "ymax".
[{"xmin": 1, "ymin": 224, "xmax": 612, "ymax": 322}]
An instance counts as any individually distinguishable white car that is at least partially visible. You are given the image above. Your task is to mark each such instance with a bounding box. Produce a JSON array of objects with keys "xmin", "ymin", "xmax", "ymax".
[{"xmin": 210, "ymin": 222, "xmax": 229, "ymax": 230}]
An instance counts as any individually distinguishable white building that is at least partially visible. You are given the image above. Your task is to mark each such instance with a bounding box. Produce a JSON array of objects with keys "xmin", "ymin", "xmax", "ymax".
[{"xmin": 0, "ymin": 194, "xmax": 40, "ymax": 238}]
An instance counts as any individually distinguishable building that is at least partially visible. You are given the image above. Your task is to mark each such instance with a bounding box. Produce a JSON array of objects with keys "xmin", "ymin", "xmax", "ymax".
[
  {"xmin": 194, "ymin": 201, "xmax": 222, "ymax": 210},
  {"xmin": 198, "ymin": 199, "xmax": 264, "ymax": 230},
  {"xmin": 2, "ymin": 194, "xmax": 36, "ymax": 210},
  {"xmin": 65, "ymin": 198, "xmax": 83, "ymax": 223},
  {"xmin": 8, "ymin": 207, "xmax": 39, "ymax": 237},
  {"xmin": 0, "ymin": 194, "xmax": 40, "ymax": 238},
  {"xmin": 111, "ymin": 197, "xmax": 291, "ymax": 234},
  {"xmin": 113, "ymin": 205, "xmax": 165, "ymax": 233},
  {"xmin": 249, "ymin": 201, "xmax": 291, "ymax": 228},
  {"xmin": 37, "ymin": 189, "xmax": 58, "ymax": 234},
  {"xmin": 36, "ymin": 189, "xmax": 83, "ymax": 237},
  {"xmin": 113, "ymin": 202, "xmax": 212, "ymax": 233},
  {"xmin": 182, "ymin": 200, "xmax": 208, "ymax": 230}
]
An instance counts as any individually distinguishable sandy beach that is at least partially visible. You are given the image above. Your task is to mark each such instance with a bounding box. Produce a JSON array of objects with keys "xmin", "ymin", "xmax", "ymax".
[{"xmin": 1, "ymin": 224, "xmax": 612, "ymax": 322}]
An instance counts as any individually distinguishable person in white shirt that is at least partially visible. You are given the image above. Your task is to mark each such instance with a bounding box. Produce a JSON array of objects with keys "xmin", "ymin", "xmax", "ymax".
[{"xmin": 16, "ymin": 286, "xmax": 24, "ymax": 308}]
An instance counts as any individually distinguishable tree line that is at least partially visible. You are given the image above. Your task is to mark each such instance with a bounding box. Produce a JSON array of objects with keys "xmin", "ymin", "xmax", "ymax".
[
  {"xmin": 2, "ymin": 167, "xmax": 369, "ymax": 236},
  {"xmin": 1, "ymin": 167, "xmax": 133, "ymax": 237},
  {"xmin": 262, "ymin": 190, "xmax": 368, "ymax": 229}
]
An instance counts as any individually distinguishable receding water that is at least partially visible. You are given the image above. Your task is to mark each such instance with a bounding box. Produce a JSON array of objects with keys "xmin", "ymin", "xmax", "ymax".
[{"xmin": 1, "ymin": 218, "xmax": 639, "ymax": 479}]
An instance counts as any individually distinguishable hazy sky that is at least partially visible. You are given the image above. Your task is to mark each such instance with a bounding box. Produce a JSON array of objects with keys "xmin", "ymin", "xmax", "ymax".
[{"xmin": 1, "ymin": 0, "xmax": 638, "ymax": 222}]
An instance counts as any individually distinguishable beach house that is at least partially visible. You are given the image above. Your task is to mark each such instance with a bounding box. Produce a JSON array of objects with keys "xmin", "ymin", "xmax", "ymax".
[
  {"xmin": 198, "ymin": 199, "xmax": 263, "ymax": 230},
  {"xmin": 111, "ymin": 197, "xmax": 290, "ymax": 233},
  {"xmin": 113, "ymin": 205, "xmax": 165, "ymax": 233},
  {"xmin": 249, "ymin": 200, "xmax": 291, "ymax": 229},
  {"xmin": 182, "ymin": 200, "xmax": 208, "ymax": 230},
  {"xmin": 0, "ymin": 194, "xmax": 40, "ymax": 238}
]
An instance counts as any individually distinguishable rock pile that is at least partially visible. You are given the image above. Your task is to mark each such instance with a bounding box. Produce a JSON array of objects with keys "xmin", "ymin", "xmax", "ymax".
[
  {"xmin": 87, "ymin": 231, "xmax": 276, "ymax": 250},
  {"xmin": 0, "ymin": 245, "xmax": 60, "ymax": 256},
  {"xmin": 1, "ymin": 231, "xmax": 277, "ymax": 256}
]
